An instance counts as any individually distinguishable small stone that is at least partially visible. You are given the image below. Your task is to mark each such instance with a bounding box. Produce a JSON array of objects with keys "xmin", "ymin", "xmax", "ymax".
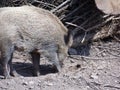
[
  {"xmin": 38, "ymin": 80, "xmax": 41, "ymax": 83},
  {"xmin": 90, "ymin": 73, "xmax": 98, "ymax": 79},
  {"xmin": 38, "ymin": 83, "xmax": 41, "ymax": 86},
  {"xmin": 47, "ymin": 83, "xmax": 53, "ymax": 86},
  {"xmin": 6, "ymin": 82, "xmax": 10, "ymax": 85},
  {"xmin": 44, "ymin": 81, "xmax": 53, "ymax": 86},
  {"xmin": 86, "ymin": 86, "xmax": 90, "ymax": 89},
  {"xmin": 29, "ymin": 81, "xmax": 34, "ymax": 85},
  {"xmin": 22, "ymin": 82, "xmax": 28, "ymax": 86},
  {"xmin": 29, "ymin": 86, "xmax": 34, "ymax": 89}
]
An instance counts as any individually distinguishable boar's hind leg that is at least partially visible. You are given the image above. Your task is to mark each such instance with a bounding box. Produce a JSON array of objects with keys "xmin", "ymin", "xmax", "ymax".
[
  {"xmin": 9, "ymin": 53, "xmax": 18, "ymax": 77},
  {"xmin": 1, "ymin": 45, "xmax": 14, "ymax": 79},
  {"xmin": 30, "ymin": 52, "xmax": 40, "ymax": 76}
]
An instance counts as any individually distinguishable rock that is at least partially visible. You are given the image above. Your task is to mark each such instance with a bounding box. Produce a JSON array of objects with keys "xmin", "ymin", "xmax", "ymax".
[
  {"xmin": 22, "ymin": 82, "xmax": 28, "ymax": 86},
  {"xmin": 90, "ymin": 73, "xmax": 98, "ymax": 79},
  {"xmin": 47, "ymin": 83, "xmax": 54, "ymax": 86},
  {"xmin": 29, "ymin": 81, "xmax": 34, "ymax": 85}
]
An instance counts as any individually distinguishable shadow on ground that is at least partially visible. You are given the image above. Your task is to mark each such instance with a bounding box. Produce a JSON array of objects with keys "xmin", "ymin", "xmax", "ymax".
[{"xmin": 0, "ymin": 62, "xmax": 58, "ymax": 78}]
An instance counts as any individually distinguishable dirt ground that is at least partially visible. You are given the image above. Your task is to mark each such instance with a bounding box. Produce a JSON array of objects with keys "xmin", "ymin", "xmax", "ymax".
[
  {"xmin": 0, "ymin": 0, "xmax": 119, "ymax": 90},
  {"xmin": 0, "ymin": 41, "xmax": 120, "ymax": 90}
]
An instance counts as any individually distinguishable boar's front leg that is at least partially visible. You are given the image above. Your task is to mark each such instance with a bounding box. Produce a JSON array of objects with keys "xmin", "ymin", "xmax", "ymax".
[
  {"xmin": 47, "ymin": 51, "xmax": 62, "ymax": 72},
  {"xmin": 30, "ymin": 52, "xmax": 40, "ymax": 76},
  {"xmin": 1, "ymin": 44, "xmax": 14, "ymax": 79}
]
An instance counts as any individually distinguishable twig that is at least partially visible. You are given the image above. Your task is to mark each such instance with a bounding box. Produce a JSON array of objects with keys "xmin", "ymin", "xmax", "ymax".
[
  {"xmin": 65, "ymin": 22, "xmax": 86, "ymax": 36},
  {"xmin": 65, "ymin": 22, "xmax": 79, "ymax": 27},
  {"xmin": 85, "ymin": 16, "xmax": 114, "ymax": 32},
  {"xmin": 93, "ymin": 46, "xmax": 120, "ymax": 52},
  {"xmin": 104, "ymin": 16, "xmax": 115, "ymax": 23},
  {"xmin": 63, "ymin": 0, "xmax": 90, "ymax": 19},
  {"xmin": 69, "ymin": 55, "xmax": 120, "ymax": 60},
  {"xmin": 81, "ymin": 31, "xmax": 87, "ymax": 43},
  {"xmin": 66, "ymin": 10, "xmax": 92, "ymax": 27},
  {"xmin": 55, "ymin": 5, "xmax": 69, "ymax": 16},
  {"xmin": 95, "ymin": 49, "xmax": 106, "ymax": 56},
  {"xmin": 16, "ymin": 65, "xmax": 32, "ymax": 71},
  {"xmin": 80, "ymin": 13, "xmax": 98, "ymax": 27},
  {"xmin": 113, "ymin": 16, "xmax": 120, "ymax": 20},
  {"xmin": 32, "ymin": 0, "xmax": 56, "ymax": 8},
  {"xmin": 51, "ymin": 0, "xmax": 71, "ymax": 13},
  {"xmin": 86, "ymin": 23, "xmax": 103, "ymax": 32},
  {"xmin": 107, "ymin": 49, "xmax": 120, "ymax": 57},
  {"xmin": 71, "ymin": 10, "xmax": 92, "ymax": 23},
  {"xmin": 104, "ymin": 85, "xmax": 120, "ymax": 89},
  {"xmin": 113, "ymin": 35, "xmax": 120, "ymax": 42}
]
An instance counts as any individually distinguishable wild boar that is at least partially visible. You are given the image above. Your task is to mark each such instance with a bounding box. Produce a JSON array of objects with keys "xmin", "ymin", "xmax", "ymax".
[
  {"xmin": 0, "ymin": 5, "xmax": 73, "ymax": 79},
  {"xmin": 95, "ymin": 0, "xmax": 120, "ymax": 14}
]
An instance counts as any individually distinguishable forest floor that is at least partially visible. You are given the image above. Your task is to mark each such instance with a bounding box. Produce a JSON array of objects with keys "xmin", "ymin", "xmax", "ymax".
[{"xmin": 0, "ymin": 41, "xmax": 119, "ymax": 90}]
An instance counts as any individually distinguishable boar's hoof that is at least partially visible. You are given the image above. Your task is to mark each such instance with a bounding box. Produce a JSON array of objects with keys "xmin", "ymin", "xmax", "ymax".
[
  {"xmin": 4, "ymin": 75, "xmax": 12, "ymax": 79},
  {"xmin": 10, "ymin": 70, "xmax": 19, "ymax": 77},
  {"xmin": 33, "ymin": 71, "xmax": 40, "ymax": 76}
]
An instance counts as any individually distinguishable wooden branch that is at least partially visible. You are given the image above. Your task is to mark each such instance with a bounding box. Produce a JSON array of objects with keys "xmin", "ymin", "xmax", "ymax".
[
  {"xmin": 51, "ymin": 0, "xmax": 71, "ymax": 13},
  {"xmin": 69, "ymin": 55, "xmax": 120, "ymax": 60},
  {"xmin": 80, "ymin": 13, "xmax": 98, "ymax": 27},
  {"xmin": 65, "ymin": 22, "xmax": 86, "ymax": 31},
  {"xmin": 63, "ymin": 0, "xmax": 90, "ymax": 19},
  {"xmin": 32, "ymin": 0, "xmax": 56, "ymax": 8}
]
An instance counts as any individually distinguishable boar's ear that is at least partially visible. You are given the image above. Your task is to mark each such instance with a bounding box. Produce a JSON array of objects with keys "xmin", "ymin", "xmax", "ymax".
[
  {"xmin": 64, "ymin": 34, "xmax": 69, "ymax": 45},
  {"xmin": 64, "ymin": 30, "xmax": 73, "ymax": 47}
]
